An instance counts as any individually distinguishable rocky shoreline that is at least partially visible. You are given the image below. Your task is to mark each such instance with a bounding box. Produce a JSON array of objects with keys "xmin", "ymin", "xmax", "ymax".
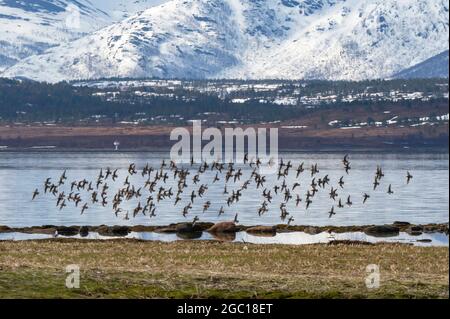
[{"xmin": 0, "ymin": 222, "xmax": 448, "ymax": 239}]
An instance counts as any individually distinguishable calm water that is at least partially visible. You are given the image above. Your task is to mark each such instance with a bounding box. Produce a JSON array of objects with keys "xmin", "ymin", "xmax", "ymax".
[{"xmin": 0, "ymin": 151, "xmax": 448, "ymax": 228}]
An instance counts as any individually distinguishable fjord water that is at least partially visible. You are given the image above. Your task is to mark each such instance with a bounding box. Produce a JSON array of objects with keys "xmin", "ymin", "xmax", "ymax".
[{"xmin": 0, "ymin": 151, "xmax": 448, "ymax": 228}]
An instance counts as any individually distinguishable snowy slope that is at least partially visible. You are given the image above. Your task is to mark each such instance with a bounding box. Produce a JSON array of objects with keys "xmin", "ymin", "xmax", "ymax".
[
  {"xmin": 2, "ymin": 0, "xmax": 449, "ymax": 81},
  {"xmin": 0, "ymin": 0, "xmax": 165, "ymax": 71},
  {"xmin": 223, "ymin": 0, "xmax": 450, "ymax": 80},
  {"xmin": 394, "ymin": 50, "xmax": 449, "ymax": 79}
]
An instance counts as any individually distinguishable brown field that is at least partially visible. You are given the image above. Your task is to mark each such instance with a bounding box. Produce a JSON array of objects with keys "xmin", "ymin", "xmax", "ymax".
[
  {"xmin": 0, "ymin": 100, "xmax": 448, "ymax": 149},
  {"xmin": 0, "ymin": 122, "xmax": 448, "ymax": 150}
]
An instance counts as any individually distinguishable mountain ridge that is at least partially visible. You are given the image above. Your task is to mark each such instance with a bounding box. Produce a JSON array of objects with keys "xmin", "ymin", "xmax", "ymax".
[
  {"xmin": 0, "ymin": 0, "xmax": 163, "ymax": 71},
  {"xmin": 1, "ymin": 0, "xmax": 449, "ymax": 82},
  {"xmin": 394, "ymin": 50, "xmax": 449, "ymax": 79}
]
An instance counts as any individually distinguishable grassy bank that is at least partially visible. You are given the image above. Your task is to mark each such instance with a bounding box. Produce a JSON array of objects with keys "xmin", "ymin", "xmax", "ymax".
[{"xmin": 0, "ymin": 239, "xmax": 448, "ymax": 299}]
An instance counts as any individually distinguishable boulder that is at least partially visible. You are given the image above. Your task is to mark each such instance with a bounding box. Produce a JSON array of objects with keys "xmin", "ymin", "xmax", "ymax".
[
  {"xmin": 423, "ymin": 225, "xmax": 436, "ymax": 233},
  {"xmin": 364, "ymin": 225, "xmax": 400, "ymax": 238},
  {"xmin": 131, "ymin": 225, "xmax": 157, "ymax": 232},
  {"xmin": 97, "ymin": 226, "xmax": 130, "ymax": 237},
  {"xmin": 0, "ymin": 226, "xmax": 11, "ymax": 233},
  {"xmin": 154, "ymin": 225, "xmax": 177, "ymax": 233},
  {"xmin": 25, "ymin": 227, "xmax": 56, "ymax": 235},
  {"xmin": 176, "ymin": 223, "xmax": 195, "ymax": 233},
  {"xmin": 56, "ymin": 226, "xmax": 80, "ymax": 236},
  {"xmin": 423, "ymin": 224, "xmax": 449, "ymax": 234},
  {"xmin": 407, "ymin": 225, "xmax": 423, "ymax": 236},
  {"xmin": 304, "ymin": 226, "xmax": 323, "ymax": 235},
  {"xmin": 79, "ymin": 226, "xmax": 89, "ymax": 237},
  {"xmin": 393, "ymin": 221, "xmax": 411, "ymax": 227},
  {"xmin": 246, "ymin": 226, "xmax": 277, "ymax": 235},
  {"xmin": 209, "ymin": 232, "xmax": 236, "ymax": 242},
  {"xmin": 176, "ymin": 232, "xmax": 203, "ymax": 240},
  {"xmin": 191, "ymin": 222, "xmax": 215, "ymax": 231},
  {"xmin": 207, "ymin": 222, "xmax": 237, "ymax": 233}
]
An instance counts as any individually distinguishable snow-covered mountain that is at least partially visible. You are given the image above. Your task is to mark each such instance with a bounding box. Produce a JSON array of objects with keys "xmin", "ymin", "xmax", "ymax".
[
  {"xmin": 0, "ymin": 0, "xmax": 164, "ymax": 71},
  {"xmin": 394, "ymin": 50, "xmax": 449, "ymax": 79},
  {"xmin": 2, "ymin": 0, "xmax": 449, "ymax": 82}
]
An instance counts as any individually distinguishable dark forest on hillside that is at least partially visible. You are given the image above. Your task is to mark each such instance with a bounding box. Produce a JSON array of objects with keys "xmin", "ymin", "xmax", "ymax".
[{"xmin": 0, "ymin": 78, "xmax": 448, "ymax": 125}]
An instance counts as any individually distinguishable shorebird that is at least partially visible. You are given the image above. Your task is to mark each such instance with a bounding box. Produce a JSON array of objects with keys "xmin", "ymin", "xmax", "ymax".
[
  {"xmin": 34, "ymin": 153, "xmax": 417, "ymax": 227},
  {"xmin": 114, "ymin": 208, "xmax": 123, "ymax": 217},
  {"xmin": 323, "ymin": 175, "xmax": 330, "ymax": 186},
  {"xmin": 406, "ymin": 171, "xmax": 413, "ymax": 184},
  {"xmin": 328, "ymin": 206, "xmax": 336, "ymax": 218},
  {"xmin": 346, "ymin": 195, "xmax": 353, "ymax": 207},
  {"xmin": 81, "ymin": 203, "xmax": 88, "ymax": 215},
  {"xmin": 373, "ymin": 178, "xmax": 380, "ymax": 190},
  {"xmin": 105, "ymin": 167, "xmax": 112, "ymax": 180},
  {"xmin": 133, "ymin": 202, "xmax": 142, "ymax": 217},
  {"xmin": 128, "ymin": 163, "xmax": 137, "ymax": 175},
  {"xmin": 338, "ymin": 176, "xmax": 345, "ymax": 188},
  {"xmin": 306, "ymin": 198, "xmax": 313, "ymax": 210},
  {"xmin": 202, "ymin": 201, "xmax": 211, "ymax": 213},
  {"xmin": 388, "ymin": 184, "xmax": 394, "ymax": 195},
  {"xmin": 311, "ymin": 163, "xmax": 319, "ymax": 176},
  {"xmin": 363, "ymin": 193, "xmax": 370, "ymax": 204},
  {"xmin": 295, "ymin": 194, "xmax": 302, "ymax": 207},
  {"xmin": 59, "ymin": 199, "xmax": 67, "ymax": 210},
  {"xmin": 287, "ymin": 216, "xmax": 294, "ymax": 225},
  {"xmin": 192, "ymin": 216, "xmax": 200, "ymax": 225},
  {"xmin": 343, "ymin": 154, "xmax": 349, "ymax": 165},
  {"xmin": 329, "ymin": 188, "xmax": 338, "ymax": 201},
  {"xmin": 376, "ymin": 166, "xmax": 384, "ymax": 180},
  {"xmin": 296, "ymin": 163, "xmax": 305, "ymax": 178},
  {"xmin": 32, "ymin": 189, "xmax": 39, "ymax": 200},
  {"xmin": 256, "ymin": 176, "xmax": 266, "ymax": 189},
  {"xmin": 182, "ymin": 204, "xmax": 191, "ymax": 217},
  {"xmin": 344, "ymin": 162, "xmax": 351, "ymax": 174},
  {"xmin": 58, "ymin": 170, "xmax": 67, "ymax": 186},
  {"xmin": 190, "ymin": 191, "xmax": 197, "ymax": 203},
  {"xmin": 274, "ymin": 185, "xmax": 280, "ymax": 194},
  {"xmin": 112, "ymin": 169, "xmax": 119, "ymax": 181}
]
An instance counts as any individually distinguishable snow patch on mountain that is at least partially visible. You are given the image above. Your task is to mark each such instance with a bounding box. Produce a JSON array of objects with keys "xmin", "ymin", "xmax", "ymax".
[
  {"xmin": 0, "ymin": 0, "xmax": 164, "ymax": 71},
  {"xmin": 2, "ymin": 0, "xmax": 449, "ymax": 81}
]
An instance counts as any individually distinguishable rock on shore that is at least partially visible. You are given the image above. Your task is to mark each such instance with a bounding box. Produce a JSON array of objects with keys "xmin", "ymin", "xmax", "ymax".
[{"xmin": 208, "ymin": 222, "xmax": 237, "ymax": 233}]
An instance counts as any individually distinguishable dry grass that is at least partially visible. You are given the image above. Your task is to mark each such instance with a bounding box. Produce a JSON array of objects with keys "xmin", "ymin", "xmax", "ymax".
[{"xmin": 0, "ymin": 239, "xmax": 448, "ymax": 299}]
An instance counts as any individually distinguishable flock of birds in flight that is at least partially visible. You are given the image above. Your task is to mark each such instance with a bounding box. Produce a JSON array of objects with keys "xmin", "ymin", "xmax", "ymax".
[{"xmin": 32, "ymin": 155, "xmax": 414, "ymax": 225}]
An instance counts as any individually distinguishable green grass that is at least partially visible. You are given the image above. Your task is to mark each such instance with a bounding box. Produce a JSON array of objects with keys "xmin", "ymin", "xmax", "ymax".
[{"xmin": 0, "ymin": 239, "xmax": 448, "ymax": 299}]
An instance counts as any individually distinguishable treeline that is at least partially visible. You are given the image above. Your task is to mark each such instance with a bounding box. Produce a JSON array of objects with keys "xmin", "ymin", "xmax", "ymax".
[
  {"xmin": 74, "ymin": 77, "xmax": 449, "ymax": 96},
  {"xmin": 0, "ymin": 78, "xmax": 448, "ymax": 125},
  {"xmin": 0, "ymin": 78, "xmax": 305, "ymax": 123}
]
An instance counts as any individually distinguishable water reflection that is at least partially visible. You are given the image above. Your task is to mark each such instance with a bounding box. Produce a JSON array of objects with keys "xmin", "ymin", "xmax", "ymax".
[{"xmin": 0, "ymin": 231, "xmax": 447, "ymax": 247}]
